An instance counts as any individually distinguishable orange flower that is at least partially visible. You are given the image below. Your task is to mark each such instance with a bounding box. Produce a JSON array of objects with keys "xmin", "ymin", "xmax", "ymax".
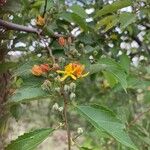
[
  {"xmin": 32, "ymin": 65, "xmax": 43, "ymax": 76},
  {"xmin": 36, "ymin": 15, "xmax": 45, "ymax": 26},
  {"xmin": 58, "ymin": 37, "xmax": 66, "ymax": 46},
  {"xmin": 57, "ymin": 63, "xmax": 89, "ymax": 81},
  {"xmin": 40, "ymin": 64, "xmax": 50, "ymax": 72}
]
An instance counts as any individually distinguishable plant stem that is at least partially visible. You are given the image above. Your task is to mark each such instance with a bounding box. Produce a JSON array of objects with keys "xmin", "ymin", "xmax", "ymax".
[
  {"xmin": 128, "ymin": 107, "xmax": 150, "ymax": 127},
  {"xmin": 0, "ymin": 19, "xmax": 42, "ymax": 35},
  {"xmin": 62, "ymin": 91, "xmax": 71, "ymax": 150},
  {"xmin": 38, "ymin": 34, "xmax": 55, "ymax": 64},
  {"xmin": 42, "ymin": 0, "xmax": 48, "ymax": 17}
]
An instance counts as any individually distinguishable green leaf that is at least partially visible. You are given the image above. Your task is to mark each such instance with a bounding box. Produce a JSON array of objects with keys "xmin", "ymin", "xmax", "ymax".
[
  {"xmin": 119, "ymin": 13, "xmax": 136, "ymax": 30},
  {"xmin": 95, "ymin": 0, "xmax": 132, "ymax": 18},
  {"xmin": 96, "ymin": 15, "xmax": 119, "ymax": 31},
  {"xmin": 13, "ymin": 61, "xmax": 39, "ymax": 77},
  {"xmin": 0, "ymin": 62, "xmax": 17, "ymax": 73},
  {"xmin": 10, "ymin": 104, "xmax": 23, "ymax": 121},
  {"xmin": 103, "ymin": 71, "xmax": 118, "ymax": 87},
  {"xmin": 59, "ymin": 12, "xmax": 74, "ymax": 23},
  {"xmin": 70, "ymin": 5, "xmax": 87, "ymax": 19},
  {"xmin": 1, "ymin": 0, "xmax": 21, "ymax": 13},
  {"xmin": 5, "ymin": 128, "xmax": 54, "ymax": 150},
  {"xmin": 71, "ymin": 13, "xmax": 88, "ymax": 31},
  {"xmin": 119, "ymin": 54, "xmax": 130, "ymax": 74},
  {"xmin": 89, "ymin": 58, "xmax": 127, "ymax": 90},
  {"xmin": 77, "ymin": 105, "xmax": 137, "ymax": 150},
  {"xmin": 9, "ymin": 87, "xmax": 49, "ymax": 103}
]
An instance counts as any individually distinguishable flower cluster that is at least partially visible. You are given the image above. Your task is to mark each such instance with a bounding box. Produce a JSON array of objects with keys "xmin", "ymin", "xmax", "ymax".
[{"xmin": 32, "ymin": 62, "xmax": 89, "ymax": 81}]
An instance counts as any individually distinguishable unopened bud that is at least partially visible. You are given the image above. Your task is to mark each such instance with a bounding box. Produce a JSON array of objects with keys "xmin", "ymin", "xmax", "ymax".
[
  {"xmin": 70, "ymin": 82, "xmax": 76, "ymax": 92},
  {"xmin": 52, "ymin": 103, "xmax": 59, "ymax": 111},
  {"xmin": 69, "ymin": 92, "xmax": 76, "ymax": 100},
  {"xmin": 77, "ymin": 127, "xmax": 83, "ymax": 134},
  {"xmin": 41, "ymin": 80, "xmax": 52, "ymax": 91},
  {"xmin": 58, "ymin": 107, "xmax": 63, "ymax": 112},
  {"xmin": 64, "ymin": 84, "xmax": 70, "ymax": 93},
  {"xmin": 58, "ymin": 57, "xmax": 66, "ymax": 63},
  {"xmin": 52, "ymin": 63, "xmax": 60, "ymax": 71},
  {"xmin": 59, "ymin": 122, "xmax": 64, "ymax": 127},
  {"xmin": 93, "ymin": 50, "xmax": 98, "ymax": 56},
  {"xmin": 79, "ymin": 43, "xmax": 84, "ymax": 48},
  {"xmin": 55, "ymin": 87, "xmax": 61, "ymax": 93}
]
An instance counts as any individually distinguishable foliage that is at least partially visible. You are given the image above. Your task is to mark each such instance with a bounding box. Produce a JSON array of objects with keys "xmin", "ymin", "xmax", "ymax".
[{"xmin": 0, "ymin": 0, "xmax": 150, "ymax": 150}]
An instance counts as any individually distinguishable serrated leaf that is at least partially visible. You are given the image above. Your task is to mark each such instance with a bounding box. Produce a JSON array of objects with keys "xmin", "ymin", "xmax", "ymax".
[
  {"xmin": 95, "ymin": 0, "xmax": 132, "ymax": 18},
  {"xmin": 70, "ymin": 5, "xmax": 87, "ymax": 19},
  {"xmin": 5, "ymin": 128, "xmax": 54, "ymax": 150},
  {"xmin": 71, "ymin": 13, "xmax": 88, "ymax": 31},
  {"xmin": 119, "ymin": 13, "xmax": 136, "ymax": 30},
  {"xmin": 89, "ymin": 58, "xmax": 127, "ymax": 90},
  {"xmin": 59, "ymin": 12, "xmax": 74, "ymax": 23},
  {"xmin": 77, "ymin": 105, "xmax": 137, "ymax": 150},
  {"xmin": 119, "ymin": 54, "xmax": 130, "ymax": 74},
  {"xmin": 96, "ymin": 15, "xmax": 119, "ymax": 31},
  {"xmin": 13, "ymin": 61, "xmax": 39, "ymax": 77},
  {"xmin": 9, "ymin": 87, "xmax": 49, "ymax": 103},
  {"xmin": 103, "ymin": 71, "xmax": 118, "ymax": 87}
]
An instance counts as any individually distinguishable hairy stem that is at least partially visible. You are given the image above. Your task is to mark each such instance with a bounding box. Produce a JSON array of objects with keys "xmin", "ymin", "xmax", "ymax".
[{"xmin": 62, "ymin": 91, "xmax": 71, "ymax": 150}]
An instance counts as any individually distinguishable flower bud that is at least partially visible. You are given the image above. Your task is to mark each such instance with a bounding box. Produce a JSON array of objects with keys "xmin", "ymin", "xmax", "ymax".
[
  {"xmin": 69, "ymin": 92, "xmax": 76, "ymax": 100},
  {"xmin": 64, "ymin": 85, "xmax": 70, "ymax": 93},
  {"xmin": 58, "ymin": 107, "xmax": 63, "ymax": 112},
  {"xmin": 54, "ymin": 87, "xmax": 61, "ymax": 93},
  {"xmin": 77, "ymin": 127, "xmax": 83, "ymax": 134},
  {"xmin": 58, "ymin": 122, "xmax": 64, "ymax": 127},
  {"xmin": 41, "ymin": 80, "xmax": 52, "ymax": 91},
  {"xmin": 52, "ymin": 63, "xmax": 60, "ymax": 71},
  {"xmin": 93, "ymin": 50, "xmax": 98, "ymax": 56},
  {"xmin": 52, "ymin": 103, "xmax": 59, "ymax": 111},
  {"xmin": 79, "ymin": 43, "xmax": 84, "ymax": 48},
  {"xmin": 69, "ymin": 82, "xmax": 76, "ymax": 92},
  {"xmin": 58, "ymin": 37, "xmax": 66, "ymax": 46},
  {"xmin": 67, "ymin": 37, "xmax": 72, "ymax": 45},
  {"xmin": 58, "ymin": 57, "xmax": 66, "ymax": 63}
]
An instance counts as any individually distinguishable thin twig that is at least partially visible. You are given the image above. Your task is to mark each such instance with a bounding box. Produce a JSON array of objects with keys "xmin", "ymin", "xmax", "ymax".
[
  {"xmin": 128, "ymin": 107, "xmax": 150, "ymax": 128},
  {"xmin": 62, "ymin": 90, "xmax": 71, "ymax": 150},
  {"xmin": 42, "ymin": 0, "xmax": 48, "ymax": 17},
  {"xmin": 38, "ymin": 34, "xmax": 55, "ymax": 64}
]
